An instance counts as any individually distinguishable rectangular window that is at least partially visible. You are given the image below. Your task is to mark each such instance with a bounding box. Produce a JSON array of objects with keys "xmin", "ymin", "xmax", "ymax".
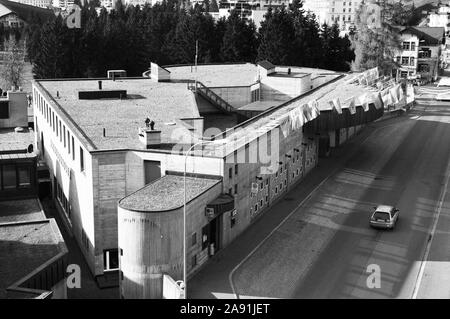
[
  {"xmin": 191, "ymin": 232, "xmax": 197, "ymax": 246},
  {"xmin": 72, "ymin": 137, "xmax": 75, "ymax": 160},
  {"xmin": 59, "ymin": 121, "xmax": 62, "ymax": 142},
  {"xmin": 402, "ymin": 42, "xmax": 410, "ymax": 50},
  {"xmin": 80, "ymin": 147, "xmax": 85, "ymax": 172},
  {"xmin": 191, "ymin": 255, "xmax": 197, "ymax": 268},
  {"xmin": 228, "ymin": 188, "xmax": 232, "ymax": 195},
  {"xmin": 402, "ymin": 57, "xmax": 409, "ymax": 65},
  {"xmin": 410, "ymin": 57, "xmax": 415, "ymax": 66},
  {"xmin": 18, "ymin": 165, "xmax": 31, "ymax": 187},
  {"xmin": 103, "ymin": 249, "xmax": 119, "ymax": 271},
  {"xmin": 202, "ymin": 225, "xmax": 209, "ymax": 250},
  {"xmin": 229, "ymin": 167, "xmax": 232, "ymax": 179},
  {"xmin": 63, "ymin": 125, "xmax": 66, "ymax": 148},
  {"xmin": 67, "ymin": 132, "xmax": 71, "ymax": 154},
  {"xmin": 234, "ymin": 164, "xmax": 238, "ymax": 175},
  {"xmin": 56, "ymin": 116, "xmax": 59, "ymax": 136},
  {"xmin": 1, "ymin": 164, "xmax": 16, "ymax": 189},
  {"xmin": 411, "ymin": 42, "xmax": 416, "ymax": 51},
  {"xmin": 0, "ymin": 101, "xmax": 9, "ymax": 119},
  {"xmin": 234, "ymin": 184, "xmax": 238, "ymax": 194},
  {"xmin": 230, "ymin": 210, "xmax": 236, "ymax": 228}
]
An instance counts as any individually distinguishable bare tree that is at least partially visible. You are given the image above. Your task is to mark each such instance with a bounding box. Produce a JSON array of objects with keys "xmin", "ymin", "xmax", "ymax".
[{"xmin": 0, "ymin": 38, "xmax": 24, "ymax": 90}]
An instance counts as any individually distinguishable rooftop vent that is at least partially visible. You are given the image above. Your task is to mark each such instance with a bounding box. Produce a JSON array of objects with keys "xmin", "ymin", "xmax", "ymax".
[
  {"xmin": 78, "ymin": 90, "xmax": 127, "ymax": 100},
  {"xmin": 107, "ymin": 70, "xmax": 127, "ymax": 80},
  {"xmin": 138, "ymin": 127, "xmax": 161, "ymax": 149}
]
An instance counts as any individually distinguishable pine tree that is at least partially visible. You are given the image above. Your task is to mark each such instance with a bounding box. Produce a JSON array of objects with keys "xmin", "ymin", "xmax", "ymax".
[
  {"xmin": 33, "ymin": 16, "xmax": 73, "ymax": 79},
  {"xmin": 166, "ymin": 6, "xmax": 217, "ymax": 64},
  {"xmin": 0, "ymin": 38, "xmax": 24, "ymax": 90},
  {"xmin": 221, "ymin": 10, "xmax": 258, "ymax": 62},
  {"xmin": 209, "ymin": 0, "xmax": 219, "ymax": 12},
  {"xmin": 320, "ymin": 22, "xmax": 354, "ymax": 71},
  {"xmin": 257, "ymin": 6, "xmax": 296, "ymax": 65}
]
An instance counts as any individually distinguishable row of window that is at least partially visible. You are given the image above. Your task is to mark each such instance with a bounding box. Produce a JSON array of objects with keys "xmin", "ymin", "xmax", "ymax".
[
  {"xmin": 397, "ymin": 56, "xmax": 415, "ymax": 66},
  {"xmin": 331, "ymin": 7, "xmax": 352, "ymax": 13},
  {"xmin": 55, "ymin": 178, "xmax": 71, "ymax": 218},
  {"xmin": 0, "ymin": 163, "xmax": 32, "ymax": 190},
  {"xmin": 331, "ymin": 15, "xmax": 353, "ymax": 22},
  {"xmin": 34, "ymin": 90, "xmax": 85, "ymax": 172},
  {"xmin": 402, "ymin": 41, "xmax": 417, "ymax": 51}
]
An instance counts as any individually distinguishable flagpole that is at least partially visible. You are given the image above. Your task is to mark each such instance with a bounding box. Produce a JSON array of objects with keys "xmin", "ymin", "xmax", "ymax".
[{"xmin": 195, "ymin": 40, "xmax": 198, "ymax": 93}]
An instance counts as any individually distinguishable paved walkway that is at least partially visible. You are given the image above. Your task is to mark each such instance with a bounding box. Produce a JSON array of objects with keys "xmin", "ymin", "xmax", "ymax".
[{"xmin": 188, "ymin": 120, "xmax": 394, "ymax": 299}]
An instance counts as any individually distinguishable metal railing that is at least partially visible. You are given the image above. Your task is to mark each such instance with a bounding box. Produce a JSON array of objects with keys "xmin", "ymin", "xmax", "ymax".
[{"xmin": 188, "ymin": 81, "xmax": 235, "ymax": 114}]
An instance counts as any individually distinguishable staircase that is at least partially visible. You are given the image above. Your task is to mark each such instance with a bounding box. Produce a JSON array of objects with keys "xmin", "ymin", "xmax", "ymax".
[{"xmin": 188, "ymin": 81, "xmax": 251, "ymax": 120}]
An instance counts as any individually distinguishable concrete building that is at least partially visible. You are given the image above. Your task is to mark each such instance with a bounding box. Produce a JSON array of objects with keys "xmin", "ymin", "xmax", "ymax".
[
  {"xmin": 0, "ymin": 0, "xmax": 54, "ymax": 27},
  {"xmin": 303, "ymin": 0, "xmax": 362, "ymax": 31},
  {"xmin": 0, "ymin": 92, "xmax": 68, "ymax": 299},
  {"xmin": 0, "ymin": 88, "xmax": 37, "ymax": 200},
  {"xmin": 32, "ymin": 62, "xmax": 388, "ymax": 296},
  {"xmin": 0, "ymin": 198, "xmax": 68, "ymax": 299},
  {"xmin": 395, "ymin": 26, "xmax": 445, "ymax": 83},
  {"xmin": 9, "ymin": 0, "xmax": 52, "ymax": 8}
]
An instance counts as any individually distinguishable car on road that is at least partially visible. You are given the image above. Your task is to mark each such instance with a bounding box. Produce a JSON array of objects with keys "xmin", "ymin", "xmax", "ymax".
[{"xmin": 369, "ymin": 205, "xmax": 399, "ymax": 230}]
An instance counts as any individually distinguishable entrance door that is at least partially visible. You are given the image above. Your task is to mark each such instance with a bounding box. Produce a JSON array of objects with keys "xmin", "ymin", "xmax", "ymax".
[{"xmin": 209, "ymin": 216, "xmax": 221, "ymax": 253}]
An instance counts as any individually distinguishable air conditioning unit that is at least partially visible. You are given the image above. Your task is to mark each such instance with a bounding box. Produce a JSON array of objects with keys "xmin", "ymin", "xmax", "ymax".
[
  {"xmin": 205, "ymin": 207, "xmax": 215, "ymax": 218},
  {"xmin": 251, "ymin": 182, "xmax": 259, "ymax": 194}
]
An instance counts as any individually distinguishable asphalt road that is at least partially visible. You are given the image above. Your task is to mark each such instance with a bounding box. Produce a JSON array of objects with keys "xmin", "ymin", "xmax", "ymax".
[{"xmin": 231, "ymin": 100, "xmax": 450, "ymax": 299}]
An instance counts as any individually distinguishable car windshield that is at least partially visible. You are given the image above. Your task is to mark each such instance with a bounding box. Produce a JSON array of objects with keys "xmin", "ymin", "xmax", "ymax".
[{"xmin": 373, "ymin": 211, "xmax": 391, "ymax": 221}]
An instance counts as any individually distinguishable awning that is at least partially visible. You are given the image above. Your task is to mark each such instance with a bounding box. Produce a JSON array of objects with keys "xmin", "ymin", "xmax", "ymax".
[{"xmin": 206, "ymin": 194, "xmax": 235, "ymax": 219}]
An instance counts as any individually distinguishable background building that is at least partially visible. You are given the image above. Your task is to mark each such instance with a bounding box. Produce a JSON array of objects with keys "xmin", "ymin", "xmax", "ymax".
[
  {"xmin": 303, "ymin": 0, "xmax": 362, "ymax": 31},
  {"xmin": 0, "ymin": 90, "xmax": 67, "ymax": 299},
  {"xmin": 395, "ymin": 26, "xmax": 445, "ymax": 82},
  {"xmin": 0, "ymin": 0, "xmax": 54, "ymax": 27}
]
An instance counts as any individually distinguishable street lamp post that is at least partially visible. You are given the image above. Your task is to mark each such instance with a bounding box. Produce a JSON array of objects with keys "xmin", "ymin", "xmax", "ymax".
[{"xmin": 182, "ymin": 139, "xmax": 225, "ymax": 299}]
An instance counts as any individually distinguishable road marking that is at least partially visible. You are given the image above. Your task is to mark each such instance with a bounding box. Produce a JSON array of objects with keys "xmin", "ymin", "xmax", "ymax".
[
  {"xmin": 228, "ymin": 125, "xmax": 386, "ymax": 299},
  {"xmin": 411, "ymin": 156, "xmax": 450, "ymax": 299}
]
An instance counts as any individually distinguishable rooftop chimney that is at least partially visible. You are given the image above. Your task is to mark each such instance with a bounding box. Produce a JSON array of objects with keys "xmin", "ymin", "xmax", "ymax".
[{"xmin": 138, "ymin": 128, "xmax": 161, "ymax": 149}]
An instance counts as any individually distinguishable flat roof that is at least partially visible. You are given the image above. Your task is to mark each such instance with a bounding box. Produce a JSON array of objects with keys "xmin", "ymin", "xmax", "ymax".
[
  {"xmin": 0, "ymin": 198, "xmax": 46, "ymax": 223},
  {"xmin": 238, "ymin": 100, "xmax": 283, "ymax": 112},
  {"xmin": 0, "ymin": 128, "xmax": 34, "ymax": 158},
  {"xmin": 200, "ymin": 74, "xmax": 378, "ymax": 157},
  {"xmin": 292, "ymin": 74, "xmax": 378, "ymax": 111},
  {"xmin": 165, "ymin": 63, "xmax": 259, "ymax": 87},
  {"xmin": 0, "ymin": 218, "xmax": 66, "ymax": 298},
  {"xmin": 119, "ymin": 174, "xmax": 221, "ymax": 212},
  {"xmin": 36, "ymin": 78, "xmax": 200, "ymax": 151}
]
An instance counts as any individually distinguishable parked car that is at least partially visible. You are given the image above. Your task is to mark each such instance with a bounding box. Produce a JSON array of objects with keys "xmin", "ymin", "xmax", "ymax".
[{"xmin": 369, "ymin": 205, "xmax": 399, "ymax": 230}]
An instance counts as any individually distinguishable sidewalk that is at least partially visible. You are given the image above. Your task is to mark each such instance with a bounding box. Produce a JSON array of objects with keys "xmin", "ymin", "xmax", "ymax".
[
  {"xmin": 187, "ymin": 124, "xmax": 380, "ymax": 299},
  {"xmin": 415, "ymin": 158, "xmax": 450, "ymax": 299}
]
